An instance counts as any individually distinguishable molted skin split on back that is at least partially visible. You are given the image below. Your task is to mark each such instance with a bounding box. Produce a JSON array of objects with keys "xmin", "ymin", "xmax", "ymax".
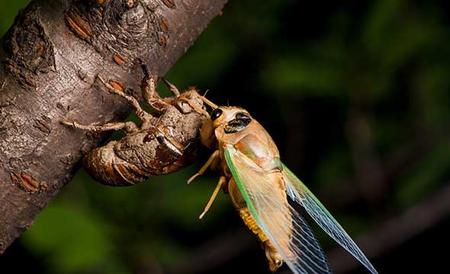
[{"xmin": 63, "ymin": 69, "xmax": 208, "ymax": 186}]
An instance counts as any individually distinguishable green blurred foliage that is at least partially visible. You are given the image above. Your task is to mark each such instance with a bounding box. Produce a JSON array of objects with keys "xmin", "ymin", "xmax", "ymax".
[
  {"xmin": 22, "ymin": 202, "xmax": 117, "ymax": 272},
  {"xmin": 1, "ymin": 0, "xmax": 449, "ymax": 273},
  {"xmin": 0, "ymin": 0, "xmax": 29, "ymax": 35}
]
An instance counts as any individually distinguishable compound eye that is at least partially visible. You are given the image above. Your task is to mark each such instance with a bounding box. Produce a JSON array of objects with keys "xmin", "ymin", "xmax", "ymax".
[
  {"xmin": 211, "ymin": 108, "xmax": 223, "ymax": 121},
  {"xmin": 235, "ymin": 112, "xmax": 251, "ymax": 122}
]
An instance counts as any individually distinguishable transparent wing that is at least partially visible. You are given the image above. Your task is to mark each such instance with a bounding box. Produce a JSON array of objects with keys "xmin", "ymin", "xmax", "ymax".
[
  {"xmin": 282, "ymin": 164, "xmax": 378, "ymax": 274},
  {"xmin": 224, "ymin": 146, "xmax": 331, "ymax": 274}
]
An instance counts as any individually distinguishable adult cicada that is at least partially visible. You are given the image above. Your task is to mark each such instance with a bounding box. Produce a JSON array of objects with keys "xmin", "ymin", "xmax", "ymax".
[{"xmin": 189, "ymin": 101, "xmax": 378, "ymax": 274}]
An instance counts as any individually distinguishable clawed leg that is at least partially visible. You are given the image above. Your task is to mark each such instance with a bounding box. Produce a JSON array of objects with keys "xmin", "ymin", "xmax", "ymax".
[
  {"xmin": 61, "ymin": 120, "xmax": 138, "ymax": 133},
  {"xmin": 187, "ymin": 150, "xmax": 220, "ymax": 184},
  {"xmin": 139, "ymin": 65, "xmax": 213, "ymax": 119},
  {"xmin": 97, "ymin": 76, "xmax": 152, "ymax": 125},
  {"xmin": 190, "ymin": 150, "xmax": 224, "ymax": 219},
  {"xmin": 163, "ymin": 78, "xmax": 212, "ymax": 117},
  {"xmin": 141, "ymin": 66, "xmax": 171, "ymax": 113},
  {"xmin": 199, "ymin": 176, "xmax": 227, "ymax": 219},
  {"xmin": 161, "ymin": 77, "xmax": 180, "ymax": 96}
]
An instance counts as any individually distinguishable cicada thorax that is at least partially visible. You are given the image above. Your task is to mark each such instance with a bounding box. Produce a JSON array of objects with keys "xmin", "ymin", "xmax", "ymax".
[{"xmin": 83, "ymin": 100, "xmax": 206, "ymax": 186}]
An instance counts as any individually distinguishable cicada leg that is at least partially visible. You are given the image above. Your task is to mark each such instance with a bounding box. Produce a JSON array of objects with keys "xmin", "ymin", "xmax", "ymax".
[
  {"xmin": 140, "ymin": 65, "xmax": 172, "ymax": 115},
  {"xmin": 63, "ymin": 74, "xmax": 157, "ymax": 133},
  {"xmin": 97, "ymin": 76, "xmax": 153, "ymax": 126},
  {"xmin": 141, "ymin": 65, "xmax": 211, "ymax": 118},
  {"xmin": 61, "ymin": 120, "xmax": 139, "ymax": 134},
  {"xmin": 161, "ymin": 77, "xmax": 180, "ymax": 96},
  {"xmin": 198, "ymin": 175, "xmax": 227, "ymax": 219},
  {"xmin": 187, "ymin": 150, "xmax": 220, "ymax": 184}
]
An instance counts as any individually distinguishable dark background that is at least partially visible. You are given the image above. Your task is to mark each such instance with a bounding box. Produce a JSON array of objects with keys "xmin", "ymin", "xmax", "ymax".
[{"xmin": 1, "ymin": 0, "xmax": 449, "ymax": 273}]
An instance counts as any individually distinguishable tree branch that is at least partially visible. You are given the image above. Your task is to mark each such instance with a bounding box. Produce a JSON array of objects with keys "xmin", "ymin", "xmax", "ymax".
[{"xmin": 0, "ymin": 0, "xmax": 227, "ymax": 253}]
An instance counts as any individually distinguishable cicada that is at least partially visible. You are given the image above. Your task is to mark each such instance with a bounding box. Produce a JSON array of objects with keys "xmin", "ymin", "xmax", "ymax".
[
  {"xmin": 62, "ymin": 66, "xmax": 208, "ymax": 186},
  {"xmin": 189, "ymin": 101, "xmax": 378, "ymax": 274}
]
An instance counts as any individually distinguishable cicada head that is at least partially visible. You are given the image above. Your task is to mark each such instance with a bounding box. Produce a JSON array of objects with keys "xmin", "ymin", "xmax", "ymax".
[
  {"xmin": 210, "ymin": 107, "xmax": 252, "ymax": 133},
  {"xmin": 200, "ymin": 106, "xmax": 256, "ymax": 147}
]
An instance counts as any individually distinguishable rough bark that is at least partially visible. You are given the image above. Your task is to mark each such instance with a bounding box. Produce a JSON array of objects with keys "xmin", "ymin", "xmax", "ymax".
[{"xmin": 0, "ymin": 0, "xmax": 226, "ymax": 253}]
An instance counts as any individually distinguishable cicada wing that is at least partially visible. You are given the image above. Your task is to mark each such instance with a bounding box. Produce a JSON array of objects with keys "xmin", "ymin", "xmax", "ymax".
[
  {"xmin": 282, "ymin": 164, "xmax": 378, "ymax": 274},
  {"xmin": 224, "ymin": 146, "xmax": 331, "ymax": 274}
]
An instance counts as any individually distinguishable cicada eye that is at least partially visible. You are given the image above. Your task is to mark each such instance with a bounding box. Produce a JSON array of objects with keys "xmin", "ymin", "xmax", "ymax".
[
  {"xmin": 211, "ymin": 108, "xmax": 223, "ymax": 121},
  {"xmin": 235, "ymin": 112, "xmax": 251, "ymax": 122}
]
